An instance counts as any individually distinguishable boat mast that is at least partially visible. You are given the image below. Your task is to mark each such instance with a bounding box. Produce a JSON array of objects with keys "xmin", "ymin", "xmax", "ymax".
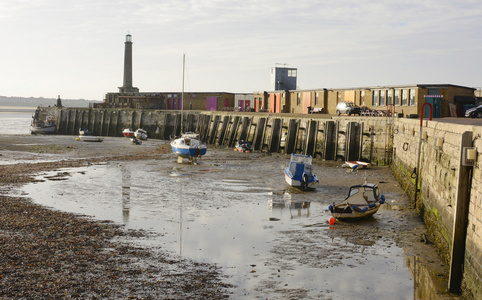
[{"xmin": 181, "ymin": 53, "xmax": 185, "ymax": 135}]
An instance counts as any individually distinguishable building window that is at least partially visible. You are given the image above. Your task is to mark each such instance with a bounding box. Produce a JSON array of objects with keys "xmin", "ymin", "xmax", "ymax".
[
  {"xmin": 401, "ymin": 89, "xmax": 408, "ymax": 106},
  {"xmin": 337, "ymin": 92, "xmax": 341, "ymax": 102},
  {"xmin": 372, "ymin": 90, "xmax": 378, "ymax": 106},
  {"xmin": 394, "ymin": 90, "xmax": 400, "ymax": 106},
  {"xmin": 315, "ymin": 92, "xmax": 318, "ymax": 105},
  {"xmin": 409, "ymin": 89, "xmax": 415, "ymax": 106},
  {"xmin": 387, "ymin": 90, "xmax": 393, "ymax": 105},
  {"xmin": 288, "ymin": 70, "xmax": 297, "ymax": 77},
  {"xmin": 297, "ymin": 94, "xmax": 300, "ymax": 105},
  {"xmin": 379, "ymin": 90, "xmax": 385, "ymax": 106},
  {"xmin": 361, "ymin": 91, "xmax": 365, "ymax": 106}
]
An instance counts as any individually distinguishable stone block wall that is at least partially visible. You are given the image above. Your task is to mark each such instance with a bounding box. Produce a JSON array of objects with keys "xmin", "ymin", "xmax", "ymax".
[{"xmin": 391, "ymin": 118, "xmax": 482, "ymax": 298}]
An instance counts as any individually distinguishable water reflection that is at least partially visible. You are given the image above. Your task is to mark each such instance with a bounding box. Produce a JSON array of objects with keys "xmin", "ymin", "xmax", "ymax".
[
  {"xmin": 20, "ymin": 157, "xmax": 447, "ymax": 299},
  {"xmin": 121, "ymin": 165, "xmax": 131, "ymax": 224},
  {"xmin": 268, "ymin": 192, "xmax": 311, "ymax": 218},
  {"xmin": 406, "ymin": 256, "xmax": 454, "ymax": 300}
]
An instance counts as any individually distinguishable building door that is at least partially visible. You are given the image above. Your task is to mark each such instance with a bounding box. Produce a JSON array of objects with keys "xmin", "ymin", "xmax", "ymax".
[
  {"xmin": 426, "ymin": 88, "xmax": 441, "ymax": 118},
  {"xmin": 207, "ymin": 97, "xmax": 217, "ymax": 111}
]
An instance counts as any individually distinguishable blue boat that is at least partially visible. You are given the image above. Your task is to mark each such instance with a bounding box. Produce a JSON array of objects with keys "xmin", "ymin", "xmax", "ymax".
[
  {"xmin": 284, "ymin": 154, "xmax": 319, "ymax": 189},
  {"xmin": 171, "ymin": 136, "xmax": 207, "ymax": 161}
]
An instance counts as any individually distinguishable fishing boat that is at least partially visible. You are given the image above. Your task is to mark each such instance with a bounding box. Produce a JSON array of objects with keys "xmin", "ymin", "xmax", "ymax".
[
  {"xmin": 328, "ymin": 183, "xmax": 385, "ymax": 220},
  {"xmin": 284, "ymin": 154, "xmax": 319, "ymax": 189},
  {"xmin": 78, "ymin": 135, "xmax": 104, "ymax": 142},
  {"xmin": 170, "ymin": 54, "xmax": 207, "ymax": 163},
  {"xmin": 135, "ymin": 129, "xmax": 148, "ymax": 140},
  {"xmin": 122, "ymin": 128, "xmax": 135, "ymax": 137},
  {"xmin": 30, "ymin": 116, "xmax": 56, "ymax": 134},
  {"xmin": 79, "ymin": 128, "xmax": 92, "ymax": 136},
  {"xmin": 234, "ymin": 140, "xmax": 253, "ymax": 152}
]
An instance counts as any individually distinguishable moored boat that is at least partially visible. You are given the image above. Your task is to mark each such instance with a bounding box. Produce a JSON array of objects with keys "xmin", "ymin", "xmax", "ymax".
[
  {"xmin": 79, "ymin": 128, "xmax": 92, "ymax": 136},
  {"xmin": 234, "ymin": 140, "xmax": 253, "ymax": 152},
  {"xmin": 170, "ymin": 54, "xmax": 207, "ymax": 163},
  {"xmin": 135, "ymin": 129, "xmax": 148, "ymax": 140},
  {"xmin": 284, "ymin": 154, "xmax": 318, "ymax": 189},
  {"xmin": 122, "ymin": 128, "xmax": 135, "ymax": 137},
  {"xmin": 78, "ymin": 135, "xmax": 104, "ymax": 142},
  {"xmin": 344, "ymin": 161, "xmax": 371, "ymax": 170},
  {"xmin": 328, "ymin": 183, "xmax": 385, "ymax": 220},
  {"xmin": 171, "ymin": 136, "xmax": 207, "ymax": 159},
  {"xmin": 30, "ymin": 116, "xmax": 56, "ymax": 134}
]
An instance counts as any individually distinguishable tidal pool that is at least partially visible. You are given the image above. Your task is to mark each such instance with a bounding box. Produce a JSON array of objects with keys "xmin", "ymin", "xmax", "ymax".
[{"xmin": 23, "ymin": 151, "xmax": 419, "ymax": 299}]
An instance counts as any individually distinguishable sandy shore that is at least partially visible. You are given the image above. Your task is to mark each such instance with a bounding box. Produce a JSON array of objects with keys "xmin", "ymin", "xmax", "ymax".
[{"xmin": 0, "ymin": 135, "xmax": 231, "ymax": 299}]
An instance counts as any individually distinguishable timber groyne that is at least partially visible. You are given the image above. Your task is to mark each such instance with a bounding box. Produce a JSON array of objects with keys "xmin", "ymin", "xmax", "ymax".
[{"xmin": 35, "ymin": 106, "xmax": 394, "ymax": 163}]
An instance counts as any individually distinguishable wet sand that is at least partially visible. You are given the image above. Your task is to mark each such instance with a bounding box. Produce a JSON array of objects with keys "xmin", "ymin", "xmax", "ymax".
[
  {"xmin": 0, "ymin": 135, "xmax": 231, "ymax": 299},
  {"xmin": 0, "ymin": 135, "xmax": 466, "ymax": 299}
]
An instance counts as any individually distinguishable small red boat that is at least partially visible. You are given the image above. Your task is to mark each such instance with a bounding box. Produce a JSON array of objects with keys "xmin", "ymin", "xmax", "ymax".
[{"xmin": 122, "ymin": 128, "xmax": 135, "ymax": 137}]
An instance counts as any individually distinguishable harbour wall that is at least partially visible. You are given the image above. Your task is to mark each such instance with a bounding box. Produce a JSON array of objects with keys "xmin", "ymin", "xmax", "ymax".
[
  {"xmin": 34, "ymin": 106, "xmax": 482, "ymax": 296},
  {"xmin": 391, "ymin": 118, "xmax": 482, "ymax": 297},
  {"xmin": 40, "ymin": 106, "xmax": 395, "ymax": 163}
]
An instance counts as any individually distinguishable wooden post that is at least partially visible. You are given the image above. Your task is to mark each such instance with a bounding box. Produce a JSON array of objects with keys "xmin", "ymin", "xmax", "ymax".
[{"xmin": 448, "ymin": 131, "xmax": 473, "ymax": 293}]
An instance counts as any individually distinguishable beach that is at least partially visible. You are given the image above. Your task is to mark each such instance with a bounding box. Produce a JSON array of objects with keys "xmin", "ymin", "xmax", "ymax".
[{"xmin": 0, "ymin": 135, "xmax": 231, "ymax": 299}]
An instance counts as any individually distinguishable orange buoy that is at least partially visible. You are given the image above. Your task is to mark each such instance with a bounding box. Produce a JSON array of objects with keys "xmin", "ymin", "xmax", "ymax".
[{"xmin": 329, "ymin": 217, "xmax": 336, "ymax": 225}]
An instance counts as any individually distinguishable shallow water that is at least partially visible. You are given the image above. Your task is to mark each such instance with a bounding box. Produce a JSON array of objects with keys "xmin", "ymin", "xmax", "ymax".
[{"xmin": 22, "ymin": 151, "xmax": 416, "ymax": 299}]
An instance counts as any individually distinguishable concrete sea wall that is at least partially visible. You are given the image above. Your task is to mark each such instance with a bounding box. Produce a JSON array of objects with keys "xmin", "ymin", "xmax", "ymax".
[{"xmin": 34, "ymin": 106, "xmax": 482, "ymax": 296}]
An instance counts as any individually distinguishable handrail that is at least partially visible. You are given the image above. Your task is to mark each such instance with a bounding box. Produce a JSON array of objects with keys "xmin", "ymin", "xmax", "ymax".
[{"xmin": 420, "ymin": 103, "xmax": 433, "ymax": 127}]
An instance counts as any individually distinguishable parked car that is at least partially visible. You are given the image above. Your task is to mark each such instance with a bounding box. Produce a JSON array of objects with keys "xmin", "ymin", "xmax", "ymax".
[
  {"xmin": 465, "ymin": 104, "xmax": 482, "ymax": 118},
  {"xmin": 336, "ymin": 102, "xmax": 361, "ymax": 116}
]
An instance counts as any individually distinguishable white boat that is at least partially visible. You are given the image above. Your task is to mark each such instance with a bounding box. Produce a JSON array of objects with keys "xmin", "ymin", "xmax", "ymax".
[
  {"xmin": 78, "ymin": 135, "xmax": 104, "ymax": 142},
  {"xmin": 284, "ymin": 154, "xmax": 319, "ymax": 189},
  {"xmin": 171, "ymin": 54, "xmax": 207, "ymax": 163},
  {"xmin": 30, "ymin": 124, "xmax": 56, "ymax": 134},
  {"xmin": 135, "ymin": 129, "xmax": 148, "ymax": 140},
  {"xmin": 79, "ymin": 128, "xmax": 92, "ymax": 136},
  {"xmin": 123, "ymin": 128, "xmax": 135, "ymax": 137},
  {"xmin": 328, "ymin": 183, "xmax": 385, "ymax": 220},
  {"xmin": 30, "ymin": 115, "xmax": 56, "ymax": 134},
  {"xmin": 344, "ymin": 161, "xmax": 371, "ymax": 170},
  {"xmin": 171, "ymin": 137, "xmax": 207, "ymax": 158}
]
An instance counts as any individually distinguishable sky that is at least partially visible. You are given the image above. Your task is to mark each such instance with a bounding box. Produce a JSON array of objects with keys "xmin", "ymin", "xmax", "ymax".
[{"xmin": 1, "ymin": 0, "xmax": 481, "ymax": 101}]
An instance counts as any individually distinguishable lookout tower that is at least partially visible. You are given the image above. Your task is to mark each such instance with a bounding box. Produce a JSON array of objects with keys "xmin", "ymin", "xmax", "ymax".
[
  {"xmin": 119, "ymin": 33, "xmax": 139, "ymax": 93},
  {"xmin": 271, "ymin": 65, "xmax": 297, "ymax": 91}
]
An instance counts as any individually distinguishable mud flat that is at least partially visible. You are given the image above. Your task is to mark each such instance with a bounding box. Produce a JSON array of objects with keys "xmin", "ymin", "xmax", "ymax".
[{"xmin": 0, "ymin": 135, "xmax": 468, "ymax": 299}]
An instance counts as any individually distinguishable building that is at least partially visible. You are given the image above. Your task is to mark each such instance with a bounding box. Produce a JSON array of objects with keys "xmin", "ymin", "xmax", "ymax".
[
  {"xmin": 235, "ymin": 93, "xmax": 254, "ymax": 111},
  {"xmin": 271, "ymin": 66, "xmax": 297, "ymax": 91},
  {"xmin": 256, "ymin": 84, "xmax": 477, "ymax": 117}
]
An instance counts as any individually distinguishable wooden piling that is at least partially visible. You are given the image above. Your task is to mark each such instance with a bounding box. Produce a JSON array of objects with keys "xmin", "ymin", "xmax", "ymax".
[{"xmin": 448, "ymin": 131, "xmax": 473, "ymax": 293}]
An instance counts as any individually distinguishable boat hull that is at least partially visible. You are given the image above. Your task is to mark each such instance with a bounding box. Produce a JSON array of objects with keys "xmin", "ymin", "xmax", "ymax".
[
  {"xmin": 30, "ymin": 125, "xmax": 56, "ymax": 134},
  {"xmin": 330, "ymin": 205, "xmax": 380, "ymax": 219},
  {"xmin": 284, "ymin": 167, "xmax": 318, "ymax": 188},
  {"xmin": 171, "ymin": 136, "xmax": 207, "ymax": 159},
  {"xmin": 171, "ymin": 146, "xmax": 207, "ymax": 158},
  {"xmin": 79, "ymin": 135, "xmax": 104, "ymax": 142},
  {"xmin": 122, "ymin": 129, "xmax": 135, "ymax": 137}
]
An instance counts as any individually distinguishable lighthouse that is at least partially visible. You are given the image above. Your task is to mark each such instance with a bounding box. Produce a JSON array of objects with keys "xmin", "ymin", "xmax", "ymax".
[{"xmin": 119, "ymin": 33, "xmax": 139, "ymax": 93}]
